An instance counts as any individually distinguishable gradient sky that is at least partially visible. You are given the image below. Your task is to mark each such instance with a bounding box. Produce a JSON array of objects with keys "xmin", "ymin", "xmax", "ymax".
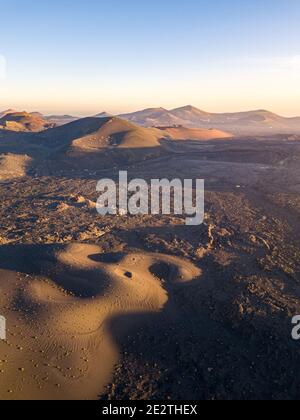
[{"xmin": 1, "ymin": 0, "xmax": 300, "ymax": 116}]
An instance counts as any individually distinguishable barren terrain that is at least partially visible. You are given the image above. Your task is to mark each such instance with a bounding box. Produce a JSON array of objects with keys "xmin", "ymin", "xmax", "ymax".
[{"xmin": 1, "ymin": 119, "xmax": 300, "ymax": 400}]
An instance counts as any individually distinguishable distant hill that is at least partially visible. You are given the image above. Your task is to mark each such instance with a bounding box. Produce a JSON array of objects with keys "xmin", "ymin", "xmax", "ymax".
[
  {"xmin": 40, "ymin": 116, "xmax": 164, "ymax": 150},
  {"xmin": 0, "ymin": 111, "xmax": 55, "ymax": 132},
  {"xmin": 120, "ymin": 107, "xmax": 183, "ymax": 128},
  {"xmin": 159, "ymin": 126, "xmax": 232, "ymax": 141},
  {"xmin": 45, "ymin": 114, "xmax": 78, "ymax": 126},
  {"xmin": 93, "ymin": 112, "xmax": 113, "ymax": 118},
  {"xmin": 169, "ymin": 105, "xmax": 211, "ymax": 123},
  {"xmin": 0, "ymin": 109, "xmax": 17, "ymax": 118},
  {"xmin": 119, "ymin": 106, "xmax": 300, "ymax": 135}
]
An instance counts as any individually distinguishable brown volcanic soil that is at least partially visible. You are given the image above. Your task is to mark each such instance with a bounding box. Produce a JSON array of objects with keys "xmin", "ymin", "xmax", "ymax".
[
  {"xmin": 0, "ymin": 154, "xmax": 32, "ymax": 181},
  {"xmin": 0, "ymin": 112, "xmax": 55, "ymax": 132},
  {"xmin": 158, "ymin": 126, "xmax": 232, "ymax": 141},
  {"xmin": 0, "ymin": 128, "xmax": 300, "ymax": 399}
]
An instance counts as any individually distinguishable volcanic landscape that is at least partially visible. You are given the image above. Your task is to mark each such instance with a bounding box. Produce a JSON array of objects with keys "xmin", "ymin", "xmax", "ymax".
[{"xmin": 0, "ymin": 107, "xmax": 300, "ymax": 400}]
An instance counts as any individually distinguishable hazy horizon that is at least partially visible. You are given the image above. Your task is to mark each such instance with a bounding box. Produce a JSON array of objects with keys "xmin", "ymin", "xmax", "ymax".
[{"xmin": 1, "ymin": 0, "xmax": 300, "ymax": 117}]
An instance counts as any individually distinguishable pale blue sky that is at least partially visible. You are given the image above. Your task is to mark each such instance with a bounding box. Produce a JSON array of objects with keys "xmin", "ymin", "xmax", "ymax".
[{"xmin": 1, "ymin": 0, "xmax": 300, "ymax": 115}]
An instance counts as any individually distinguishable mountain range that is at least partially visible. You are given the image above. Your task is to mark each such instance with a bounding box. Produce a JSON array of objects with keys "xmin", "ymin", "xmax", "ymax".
[
  {"xmin": 119, "ymin": 106, "xmax": 300, "ymax": 135},
  {"xmin": 1, "ymin": 106, "xmax": 300, "ymax": 135}
]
